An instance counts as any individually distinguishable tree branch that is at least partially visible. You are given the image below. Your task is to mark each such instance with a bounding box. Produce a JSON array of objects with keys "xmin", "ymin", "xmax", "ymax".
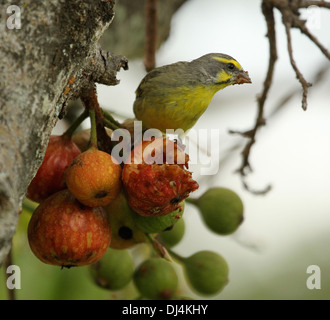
[
  {"xmin": 231, "ymin": 0, "xmax": 329, "ymax": 194},
  {"xmin": 144, "ymin": 0, "xmax": 159, "ymax": 72},
  {"xmin": 298, "ymin": 0, "xmax": 330, "ymax": 9},
  {"xmin": 0, "ymin": 1, "xmax": 126, "ymax": 264},
  {"xmin": 293, "ymin": 18, "xmax": 330, "ymax": 59},
  {"xmin": 282, "ymin": 18, "xmax": 312, "ymax": 110},
  {"xmin": 230, "ymin": 0, "xmax": 277, "ymax": 191}
]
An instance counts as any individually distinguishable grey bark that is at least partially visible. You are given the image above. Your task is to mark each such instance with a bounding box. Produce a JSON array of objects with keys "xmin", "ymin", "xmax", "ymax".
[{"xmin": 0, "ymin": 0, "xmax": 127, "ymax": 265}]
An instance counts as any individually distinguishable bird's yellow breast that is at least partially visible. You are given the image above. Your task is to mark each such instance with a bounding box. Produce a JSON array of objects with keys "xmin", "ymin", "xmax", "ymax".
[{"xmin": 134, "ymin": 83, "xmax": 224, "ymax": 132}]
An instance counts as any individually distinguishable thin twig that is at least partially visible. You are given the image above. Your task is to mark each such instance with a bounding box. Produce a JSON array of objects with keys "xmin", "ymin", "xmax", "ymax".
[
  {"xmin": 202, "ymin": 63, "xmax": 329, "ymax": 191},
  {"xmin": 282, "ymin": 18, "xmax": 312, "ymax": 110},
  {"xmin": 230, "ymin": 0, "xmax": 277, "ymax": 191},
  {"xmin": 269, "ymin": 61, "xmax": 329, "ymax": 117},
  {"xmin": 294, "ymin": 18, "xmax": 330, "ymax": 59},
  {"xmin": 298, "ymin": 0, "xmax": 330, "ymax": 9},
  {"xmin": 230, "ymin": 0, "xmax": 330, "ymax": 194},
  {"xmin": 144, "ymin": 0, "xmax": 158, "ymax": 72}
]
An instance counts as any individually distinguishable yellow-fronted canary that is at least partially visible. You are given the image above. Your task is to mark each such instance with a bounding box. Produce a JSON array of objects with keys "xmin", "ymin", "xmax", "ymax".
[{"xmin": 133, "ymin": 53, "xmax": 251, "ymax": 132}]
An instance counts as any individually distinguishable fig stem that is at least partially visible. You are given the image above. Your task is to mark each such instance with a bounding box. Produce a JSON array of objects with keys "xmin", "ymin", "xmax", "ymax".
[
  {"xmin": 145, "ymin": 232, "xmax": 154, "ymax": 244},
  {"xmin": 22, "ymin": 198, "xmax": 38, "ymax": 214},
  {"xmin": 89, "ymin": 108, "xmax": 98, "ymax": 149},
  {"xmin": 63, "ymin": 109, "xmax": 89, "ymax": 137},
  {"xmin": 103, "ymin": 109, "xmax": 123, "ymax": 129},
  {"xmin": 103, "ymin": 117, "xmax": 121, "ymax": 131},
  {"xmin": 80, "ymin": 85, "xmax": 108, "ymax": 150},
  {"xmin": 166, "ymin": 248, "xmax": 184, "ymax": 264},
  {"xmin": 146, "ymin": 233, "xmax": 172, "ymax": 262}
]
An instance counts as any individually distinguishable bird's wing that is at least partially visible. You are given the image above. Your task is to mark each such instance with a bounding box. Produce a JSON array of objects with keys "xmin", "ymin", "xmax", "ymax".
[{"xmin": 135, "ymin": 62, "xmax": 190, "ymax": 98}]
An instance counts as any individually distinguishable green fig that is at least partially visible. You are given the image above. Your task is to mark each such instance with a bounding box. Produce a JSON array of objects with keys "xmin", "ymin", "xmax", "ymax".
[
  {"xmin": 182, "ymin": 250, "xmax": 229, "ymax": 295},
  {"xmin": 104, "ymin": 192, "xmax": 147, "ymax": 249},
  {"xmin": 134, "ymin": 258, "xmax": 178, "ymax": 299},
  {"xmin": 133, "ymin": 202, "xmax": 185, "ymax": 234},
  {"xmin": 90, "ymin": 248, "xmax": 134, "ymax": 290},
  {"xmin": 157, "ymin": 217, "xmax": 185, "ymax": 248},
  {"xmin": 190, "ymin": 187, "xmax": 244, "ymax": 235}
]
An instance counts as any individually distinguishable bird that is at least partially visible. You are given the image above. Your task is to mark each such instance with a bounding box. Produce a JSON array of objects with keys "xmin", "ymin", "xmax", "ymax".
[{"xmin": 133, "ymin": 53, "xmax": 251, "ymax": 133}]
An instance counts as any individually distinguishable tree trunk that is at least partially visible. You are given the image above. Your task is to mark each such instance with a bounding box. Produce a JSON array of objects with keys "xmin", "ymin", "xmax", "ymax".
[{"xmin": 0, "ymin": 0, "xmax": 127, "ymax": 265}]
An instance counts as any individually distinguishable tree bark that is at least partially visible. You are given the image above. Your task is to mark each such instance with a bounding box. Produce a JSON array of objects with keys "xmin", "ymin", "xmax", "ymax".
[{"xmin": 0, "ymin": 0, "xmax": 127, "ymax": 265}]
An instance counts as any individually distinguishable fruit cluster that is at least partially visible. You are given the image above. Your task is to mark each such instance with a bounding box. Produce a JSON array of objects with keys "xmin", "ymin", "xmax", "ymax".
[{"xmin": 25, "ymin": 108, "xmax": 245, "ymax": 299}]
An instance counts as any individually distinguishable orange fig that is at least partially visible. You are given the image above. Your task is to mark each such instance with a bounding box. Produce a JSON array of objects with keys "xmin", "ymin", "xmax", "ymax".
[{"xmin": 65, "ymin": 148, "xmax": 122, "ymax": 207}]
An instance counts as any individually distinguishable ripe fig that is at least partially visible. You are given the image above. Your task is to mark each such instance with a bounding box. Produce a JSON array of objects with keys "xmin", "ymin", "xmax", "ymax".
[
  {"xmin": 157, "ymin": 216, "xmax": 185, "ymax": 248},
  {"xmin": 190, "ymin": 187, "xmax": 244, "ymax": 235},
  {"xmin": 134, "ymin": 258, "xmax": 178, "ymax": 300},
  {"xmin": 182, "ymin": 250, "xmax": 229, "ymax": 295},
  {"xmin": 104, "ymin": 192, "xmax": 147, "ymax": 249},
  {"xmin": 65, "ymin": 148, "xmax": 122, "ymax": 207},
  {"xmin": 27, "ymin": 134, "xmax": 81, "ymax": 203},
  {"xmin": 90, "ymin": 248, "xmax": 134, "ymax": 290},
  {"xmin": 133, "ymin": 201, "xmax": 185, "ymax": 234},
  {"xmin": 122, "ymin": 137, "xmax": 198, "ymax": 216},
  {"xmin": 28, "ymin": 189, "xmax": 111, "ymax": 267}
]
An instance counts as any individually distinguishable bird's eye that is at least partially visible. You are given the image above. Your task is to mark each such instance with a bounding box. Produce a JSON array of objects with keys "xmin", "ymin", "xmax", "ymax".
[{"xmin": 227, "ymin": 63, "xmax": 235, "ymax": 70}]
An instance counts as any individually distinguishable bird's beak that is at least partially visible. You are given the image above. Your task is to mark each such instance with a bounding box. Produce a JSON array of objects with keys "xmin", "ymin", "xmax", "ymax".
[{"xmin": 236, "ymin": 70, "xmax": 252, "ymax": 84}]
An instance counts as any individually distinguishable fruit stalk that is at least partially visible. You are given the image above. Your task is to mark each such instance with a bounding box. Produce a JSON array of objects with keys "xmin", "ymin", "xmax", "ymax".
[
  {"xmin": 103, "ymin": 117, "xmax": 121, "ymax": 131},
  {"xmin": 80, "ymin": 86, "xmax": 113, "ymax": 153},
  {"xmin": 89, "ymin": 108, "xmax": 98, "ymax": 149},
  {"xmin": 166, "ymin": 247, "xmax": 184, "ymax": 263},
  {"xmin": 103, "ymin": 109, "xmax": 123, "ymax": 130},
  {"xmin": 63, "ymin": 109, "xmax": 89, "ymax": 138},
  {"xmin": 145, "ymin": 233, "xmax": 172, "ymax": 261}
]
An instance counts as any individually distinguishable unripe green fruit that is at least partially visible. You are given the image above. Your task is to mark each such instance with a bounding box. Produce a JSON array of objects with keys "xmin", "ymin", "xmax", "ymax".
[
  {"xmin": 134, "ymin": 258, "xmax": 178, "ymax": 299},
  {"xmin": 192, "ymin": 187, "xmax": 244, "ymax": 235},
  {"xmin": 104, "ymin": 192, "xmax": 147, "ymax": 249},
  {"xmin": 183, "ymin": 250, "xmax": 229, "ymax": 295},
  {"xmin": 158, "ymin": 217, "xmax": 185, "ymax": 248},
  {"xmin": 133, "ymin": 202, "xmax": 185, "ymax": 234},
  {"xmin": 89, "ymin": 248, "xmax": 134, "ymax": 290}
]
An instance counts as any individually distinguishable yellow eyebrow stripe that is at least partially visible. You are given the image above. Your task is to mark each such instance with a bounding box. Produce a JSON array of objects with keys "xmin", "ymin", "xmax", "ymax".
[{"xmin": 213, "ymin": 57, "xmax": 242, "ymax": 70}]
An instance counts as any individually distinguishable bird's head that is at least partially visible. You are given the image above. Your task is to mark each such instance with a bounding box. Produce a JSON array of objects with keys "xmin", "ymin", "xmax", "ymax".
[{"xmin": 192, "ymin": 53, "xmax": 252, "ymax": 88}]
